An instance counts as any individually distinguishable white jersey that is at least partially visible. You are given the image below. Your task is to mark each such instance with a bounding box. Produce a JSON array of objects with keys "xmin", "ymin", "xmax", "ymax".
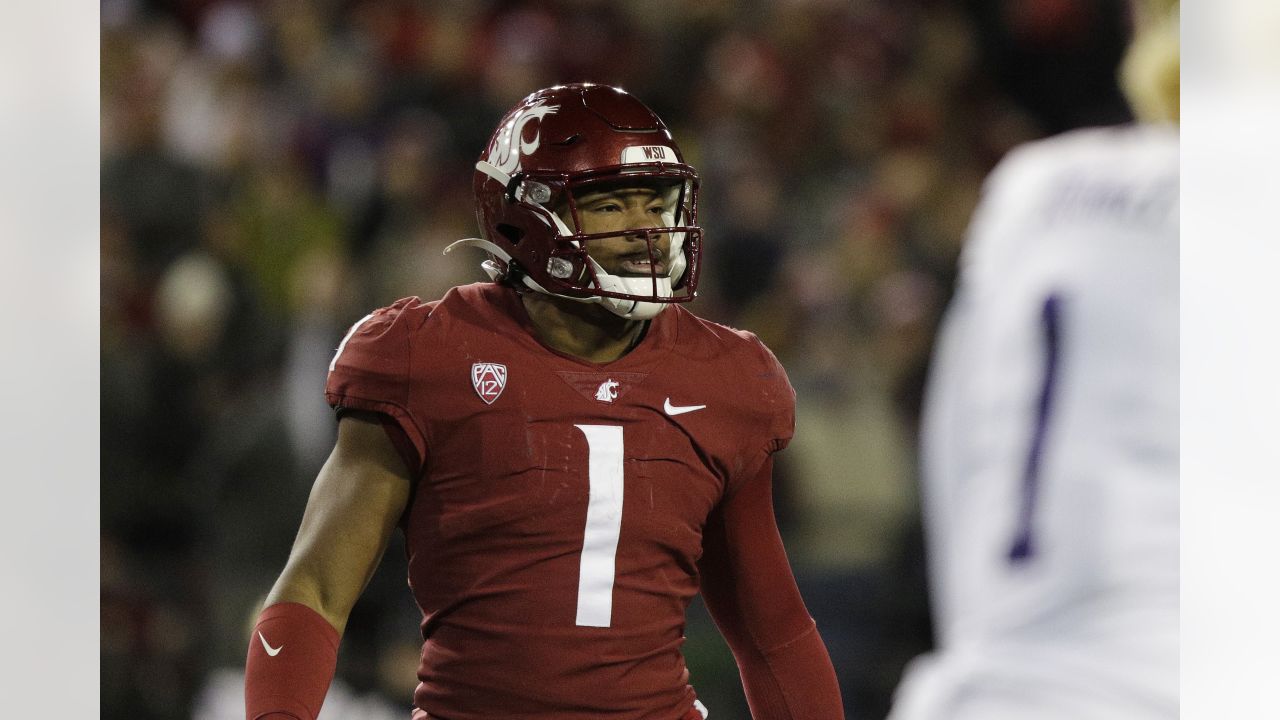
[{"xmin": 890, "ymin": 125, "xmax": 1178, "ymax": 720}]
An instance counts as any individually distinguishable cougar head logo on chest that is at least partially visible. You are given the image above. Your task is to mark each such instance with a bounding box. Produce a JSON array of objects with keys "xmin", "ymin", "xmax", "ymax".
[{"xmin": 594, "ymin": 379, "xmax": 620, "ymax": 403}]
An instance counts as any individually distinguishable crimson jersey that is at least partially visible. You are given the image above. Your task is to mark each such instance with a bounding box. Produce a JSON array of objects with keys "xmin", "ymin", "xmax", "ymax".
[{"xmin": 324, "ymin": 283, "xmax": 806, "ymax": 720}]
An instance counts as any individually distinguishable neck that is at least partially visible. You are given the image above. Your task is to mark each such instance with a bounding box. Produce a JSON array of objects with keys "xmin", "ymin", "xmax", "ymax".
[{"xmin": 521, "ymin": 292, "xmax": 651, "ymax": 364}]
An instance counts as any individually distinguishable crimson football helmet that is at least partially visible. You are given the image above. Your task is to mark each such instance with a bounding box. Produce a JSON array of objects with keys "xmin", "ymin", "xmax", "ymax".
[{"xmin": 448, "ymin": 83, "xmax": 702, "ymax": 320}]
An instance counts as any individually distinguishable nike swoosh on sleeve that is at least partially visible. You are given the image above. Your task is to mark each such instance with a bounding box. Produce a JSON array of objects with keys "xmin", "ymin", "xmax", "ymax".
[{"xmin": 258, "ymin": 631, "xmax": 283, "ymax": 657}]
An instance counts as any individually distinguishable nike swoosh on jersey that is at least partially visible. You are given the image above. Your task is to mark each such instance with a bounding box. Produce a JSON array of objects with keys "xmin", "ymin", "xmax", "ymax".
[
  {"xmin": 664, "ymin": 398, "xmax": 707, "ymax": 415},
  {"xmin": 258, "ymin": 631, "xmax": 283, "ymax": 657}
]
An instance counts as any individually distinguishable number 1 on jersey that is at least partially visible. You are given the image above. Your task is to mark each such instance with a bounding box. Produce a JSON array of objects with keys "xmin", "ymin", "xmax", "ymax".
[
  {"xmin": 1009, "ymin": 294, "xmax": 1063, "ymax": 563},
  {"xmin": 574, "ymin": 425, "xmax": 625, "ymax": 627}
]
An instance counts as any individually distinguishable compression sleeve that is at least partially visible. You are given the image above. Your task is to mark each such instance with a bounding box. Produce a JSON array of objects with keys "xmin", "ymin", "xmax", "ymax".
[
  {"xmin": 244, "ymin": 602, "xmax": 340, "ymax": 720},
  {"xmin": 698, "ymin": 456, "xmax": 844, "ymax": 719}
]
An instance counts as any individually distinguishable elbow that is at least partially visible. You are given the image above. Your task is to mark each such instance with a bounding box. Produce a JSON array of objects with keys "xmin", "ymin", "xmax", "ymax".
[{"xmin": 264, "ymin": 563, "xmax": 349, "ymax": 634}]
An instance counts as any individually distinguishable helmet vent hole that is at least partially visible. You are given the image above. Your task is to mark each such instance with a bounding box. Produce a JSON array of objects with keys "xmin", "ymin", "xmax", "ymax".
[{"xmin": 496, "ymin": 224, "xmax": 523, "ymax": 245}]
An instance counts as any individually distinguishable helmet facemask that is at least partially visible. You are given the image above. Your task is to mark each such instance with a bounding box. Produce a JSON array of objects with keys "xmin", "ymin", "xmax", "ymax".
[
  {"xmin": 548, "ymin": 173, "xmax": 698, "ymax": 319},
  {"xmin": 465, "ymin": 163, "xmax": 702, "ymax": 320}
]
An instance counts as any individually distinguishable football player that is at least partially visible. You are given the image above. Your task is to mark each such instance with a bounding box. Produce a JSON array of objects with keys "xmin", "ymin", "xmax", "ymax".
[
  {"xmin": 244, "ymin": 84, "xmax": 843, "ymax": 720},
  {"xmin": 888, "ymin": 2, "xmax": 1179, "ymax": 719}
]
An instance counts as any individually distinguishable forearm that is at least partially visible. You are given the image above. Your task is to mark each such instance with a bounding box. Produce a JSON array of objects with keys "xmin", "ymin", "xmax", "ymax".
[
  {"xmin": 263, "ymin": 414, "xmax": 412, "ymax": 634},
  {"xmin": 700, "ymin": 455, "xmax": 844, "ymax": 719},
  {"xmin": 733, "ymin": 622, "xmax": 842, "ymax": 720},
  {"xmin": 248, "ymin": 571, "xmax": 347, "ymax": 719},
  {"xmin": 246, "ymin": 557, "xmax": 353, "ymax": 719},
  {"xmin": 247, "ymin": 415, "xmax": 412, "ymax": 719},
  {"xmin": 245, "ymin": 602, "xmax": 341, "ymax": 720}
]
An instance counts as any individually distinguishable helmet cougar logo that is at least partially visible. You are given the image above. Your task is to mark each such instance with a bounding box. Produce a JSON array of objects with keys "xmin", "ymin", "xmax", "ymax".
[
  {"xmin": 486, "ymin": 99, "xmax": 559, "ymax": 176},
  {"xmin": 594, "ymin": 379, "xmax": 620, "ymax": 403}
]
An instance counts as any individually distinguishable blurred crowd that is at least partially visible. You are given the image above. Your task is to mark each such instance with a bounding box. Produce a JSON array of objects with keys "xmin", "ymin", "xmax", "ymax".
[{"xmin": 100, "ymin": 0, "xmax": 1131, "ymax": 717}]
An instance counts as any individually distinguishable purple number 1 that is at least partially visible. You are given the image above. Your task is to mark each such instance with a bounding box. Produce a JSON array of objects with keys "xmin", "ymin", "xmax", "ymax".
[{"xmin": 1008, "ymin": 294, "xmax": 1063, "ymax": 563}]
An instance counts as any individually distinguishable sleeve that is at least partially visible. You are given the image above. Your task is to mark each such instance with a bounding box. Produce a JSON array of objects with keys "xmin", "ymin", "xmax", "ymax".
[
  {"xmin": 698, "ymin": 456, "xmax": 844, "ymax": 719},
  {"xmin": 753, "ymin": 335, "xmax": 796, "ymax": 454},
  {"xmin": 244, "ymin": 602, "xmax": 340, "ymax": 720},
  {"xmin": 723, "ymin": 332, "xmax": 797, "ymax": 497},
  {"xmin": 324, "ymin": 298, "xmax": 429, "ymax": 475}
]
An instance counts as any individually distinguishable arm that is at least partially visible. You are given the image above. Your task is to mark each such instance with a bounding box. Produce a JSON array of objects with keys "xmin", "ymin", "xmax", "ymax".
[
  {"xmin": 245, "ymin": 412, "xmax": 412, "ymax": 720},
  {"xmin": 265, "ymin": 412, "xmax": 412, "ymax": 630},
  {"xmin": 698, "ymin": 456, "xmax": 844, "ymax": 720}
]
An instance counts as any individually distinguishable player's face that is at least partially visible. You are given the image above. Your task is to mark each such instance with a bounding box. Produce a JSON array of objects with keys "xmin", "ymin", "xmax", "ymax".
[{"xmin": 561, "ymin": 184, "xmax": 673, "ymax": 278}]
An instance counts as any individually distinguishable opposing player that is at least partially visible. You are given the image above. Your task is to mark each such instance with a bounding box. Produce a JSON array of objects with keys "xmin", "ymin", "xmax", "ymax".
[
  {"xmin": 888, "ymin": 2, "xmax": 1179, "ymax": 719},
  {"xmin": 244, "ymin": 84, "xmax": 843, "ymax": 720}
]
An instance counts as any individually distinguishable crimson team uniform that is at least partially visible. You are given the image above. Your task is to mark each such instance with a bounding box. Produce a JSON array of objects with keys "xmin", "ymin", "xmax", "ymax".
[
  {"xmin": 247, "ymin": 83, "xmax": 841, "ymax": 720},
  {"xmin": 325, "ymin": 282, "xmax": 834, "ymax": 719}
]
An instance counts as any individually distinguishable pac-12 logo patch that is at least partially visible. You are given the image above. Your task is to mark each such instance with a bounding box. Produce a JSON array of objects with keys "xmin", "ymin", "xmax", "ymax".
[{"xmin": 471, "ymin": 362, "xmax": 508, "ymax": 404}]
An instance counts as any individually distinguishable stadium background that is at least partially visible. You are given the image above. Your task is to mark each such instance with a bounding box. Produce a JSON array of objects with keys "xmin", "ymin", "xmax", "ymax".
[{"xmin": 99, "ymin": 0, "xmax": 1132, "ymax": 717}]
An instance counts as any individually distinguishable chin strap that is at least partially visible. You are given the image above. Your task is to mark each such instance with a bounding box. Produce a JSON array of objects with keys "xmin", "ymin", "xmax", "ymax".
[
  {"xmin": 588, "ymin": 256, "xmax": 672, "ymax": 320},
  {"xmin": 446, "ymin": 237, "xmax": 670, "ymax": 321}
]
